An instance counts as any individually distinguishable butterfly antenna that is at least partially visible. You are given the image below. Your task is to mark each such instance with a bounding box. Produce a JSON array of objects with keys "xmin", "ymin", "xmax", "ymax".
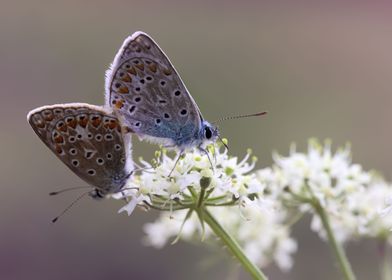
[
  {"xmin": 49, "ymin": 186, "xmax": 92, "ymax": 196},
  {"xmin": 213, "ymin": 111, "xmax": 267, "ymax": 124},
  {"xmin": 51, "ymin": 191, "xmax": 90, "ymax": 223}
]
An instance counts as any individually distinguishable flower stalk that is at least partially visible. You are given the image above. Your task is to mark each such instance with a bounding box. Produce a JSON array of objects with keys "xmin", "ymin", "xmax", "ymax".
[
  {"xmin": 380, "ymin": 240, "xmax": 392, "ymax": 280},
  {"xmin": 200, "ymin": 207, "xmax": 268, "ymax": 280},
  {"xmin": 313, "ymin": 200, "xmax": 356, "ymax": 280}
]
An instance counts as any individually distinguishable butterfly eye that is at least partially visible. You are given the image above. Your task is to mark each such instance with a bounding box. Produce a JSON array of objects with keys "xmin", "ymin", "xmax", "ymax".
[{"xmin": 204, "ymin": 127, "xmax": 212, "ymax": 140}]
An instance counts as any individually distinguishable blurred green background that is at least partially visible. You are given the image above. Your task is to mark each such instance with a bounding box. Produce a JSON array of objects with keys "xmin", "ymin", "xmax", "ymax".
[{"xmin": 2, "ymin": 1, "xmax": 391, "ymax": 279}]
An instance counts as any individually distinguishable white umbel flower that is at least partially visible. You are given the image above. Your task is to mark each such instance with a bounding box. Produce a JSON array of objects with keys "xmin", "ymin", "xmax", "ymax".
[
  {"xmin": 116, "ymin": 143, "xmax": 297, "ymax": 271},
  {"xmin": 382, "ymin": 196, "xmax": 392, "ymax": 218},
  {"xmin": 118, "ymin": 144, "xmax": 264, "ymax": 215},
  {"xmin": 259, "ymin": 139, "xmax": 373, "ymax": 243},
  {"xmin": 143, "ymin": 201, "xmax": 297, "ymax": 271},
  {"xmin": 348, "ymin": 180, "xmax": 392, "ymax": 242}
]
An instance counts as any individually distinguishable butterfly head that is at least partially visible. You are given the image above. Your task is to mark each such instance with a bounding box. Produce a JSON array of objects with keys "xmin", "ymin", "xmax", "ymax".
[
  {"xmin": 89, "ymin": 170, "xmax": 133, "ymax": 200},
  {"xmin": 201, "ymin": 121, "xmax": 219, "ymax": 145},
  {"xmin": 89, "ymin": 188, "xmax": 106, "ymax": 200}
]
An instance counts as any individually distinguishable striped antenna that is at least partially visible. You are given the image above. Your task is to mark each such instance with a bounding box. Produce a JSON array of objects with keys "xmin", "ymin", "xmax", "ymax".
[
  {"xmin": 51, "ymin": 191, "xmax": 90, "ymax": 223},
  {"xmin": 213, "ymin": 111, "xmax": 267, "ymax": 124}
]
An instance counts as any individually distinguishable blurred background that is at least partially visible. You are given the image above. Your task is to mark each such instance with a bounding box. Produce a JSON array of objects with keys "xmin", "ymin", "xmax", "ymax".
[{"xmin": 1, "ymin": 1, "xmax": 392, "ymax": 279}]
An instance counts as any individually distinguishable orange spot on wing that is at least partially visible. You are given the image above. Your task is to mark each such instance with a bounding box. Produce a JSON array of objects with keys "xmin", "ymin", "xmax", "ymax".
[
  {"xmin": 66, "ymin": 118, "xmax": 77, "ymax": 129},
  {"xmin": 91, "ymin": 117, "xmax": 102, "ymax": 128},
  {"xmin": 54, "ymin": 134, "xmax": 64, "ymax": 144},
  {"xmin": 121, "ymin": 74, "xmax": 132, "ymax": 83},
  {"xmin": 148, "ymin": 63, "xmax": 157, "ymax": 73},
  {"xmin": 78, "ymin": 117, "xmax": 88, "ymax": 128},
  {"xmin": 115, "ymin": 100, "xmax": 124, "ymax": 109},
  {"xmin": 162, "ymin": 67, "xmax": 172, "ymax": 76},
  {"xmin": 57, "ymin": 123, "xmax": 67, "ymax": 132},
  {"xmin": 135, "ymin": 63, "xmax": 144, "ymax": 71},
  {"xmin": 127, "ymin": 67, "xmax": 137, "ymax": 76},
  {"xmin": 118, "ymin": 86, "xmax": 129, "ymax": 94},
  {"xmin": 105, "ymin": 119, "xmax": 118, "ymax": 130},
  {"xmin": 55, "ymin": 145, "xmax": 63, "ymax": 154}
]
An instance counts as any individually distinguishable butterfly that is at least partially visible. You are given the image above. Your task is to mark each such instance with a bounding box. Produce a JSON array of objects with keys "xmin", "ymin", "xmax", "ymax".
[
  {"xmin": 27, "ymin": 103, "xmax": 134, "ymax": 203},
  {"xmin": 105, "ymin": 32, "xmax": 265, "ymax": 172},
  {"xmin": 105, "ymin": 32, "xmax": 220, "ymax": 160}
]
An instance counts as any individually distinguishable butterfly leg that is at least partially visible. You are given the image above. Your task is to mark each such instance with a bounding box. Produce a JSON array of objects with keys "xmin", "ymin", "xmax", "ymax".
[
  {"xmin": 121, "ymin": 191, "xmax": 130, "ymax": 203},
  {"xmin": 198, "ymin": 146, "xmax": 214, "ymax": 172},
  {"xmin": 212, "ymin": 144, "xmax": 217, "ymax": 164},
  {"xmin": 168, "ymin": 150, "xmax": 184, "ymax": 177}
]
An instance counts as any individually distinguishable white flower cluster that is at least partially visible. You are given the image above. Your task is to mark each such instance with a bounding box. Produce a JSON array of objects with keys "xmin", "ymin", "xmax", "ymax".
[
  {"xmin": 257, "ymin": 139, "xmax": 392, "ymax": 243},
  {"xmin": 348, "ymin": 180, "xmax": 392, "ymax": 243},
  {"xmin": 143, "ymin": 202, "xmax": 297, "ymax": 271},
  {"xmin": 118, "ymin": 145, "xmax": 263, "ymax": 215},
  {"xmin": 116, "ymin": 144, "xmax": 297, "ymax": 271},
  {"xmin": 116, "ymin": 138, "xmax": 392, "ymax": 272},
  {"xmin": 383, "ymin": 196, "xmax": 392, "ymax": 222}
]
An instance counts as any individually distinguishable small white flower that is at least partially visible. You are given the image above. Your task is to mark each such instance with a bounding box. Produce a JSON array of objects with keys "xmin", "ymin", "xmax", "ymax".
[
  {"xmin": 119, "ymin": 144, "xmax": 265, "ymax": 215},
  {"xmin": 259, "ymin": 139, "xmax": 374, "ymax": 243},
  {"xmin": 380, "ymin": 196, "xmax": 392, "ymax": 217},
  {"xmin": 347, "ymin": 180, "xmax": 392, "ymax": 241},
  {"xmin": 143, "ymin": 201, "xmax": 297, "ymax": 271},
  {"xmin": 143, "ymin": 211, "xmax": 200, "ymax": 248}
]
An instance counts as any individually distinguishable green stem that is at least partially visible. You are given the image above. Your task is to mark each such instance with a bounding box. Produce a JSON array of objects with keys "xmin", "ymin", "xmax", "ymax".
[
  {"xmin": 205, "ymin": 194, "xmax": 228, "ymax": 202},
  {"xmin": 204, "ymin": 201, "xmax": 237, "ymax": 207},
  {"xmin": 200, "ymin": 207, "xmax": 268, "ymax": 280},
  {"xmin": 197, "ymin": 187, "xmax": 206, "ymax": 208},
  {"xmin": 380, "ymin": 240, "xmax": 392, "ymax": 280},
  {"xmin": 314, "ymin": 201, "xmax": 356, "ymax": 280}
]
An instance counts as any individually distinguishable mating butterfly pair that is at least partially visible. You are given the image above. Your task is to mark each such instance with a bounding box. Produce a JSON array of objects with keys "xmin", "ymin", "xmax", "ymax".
[{"xmin": 28, "ymin": 32, "xmax": 223, "ymax": 202}]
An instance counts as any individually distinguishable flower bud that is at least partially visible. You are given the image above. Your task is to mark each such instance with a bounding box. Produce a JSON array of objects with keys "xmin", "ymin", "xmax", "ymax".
[{"xmin": 200, "ymin": 169, "xmax": 213, "ymax": 188}]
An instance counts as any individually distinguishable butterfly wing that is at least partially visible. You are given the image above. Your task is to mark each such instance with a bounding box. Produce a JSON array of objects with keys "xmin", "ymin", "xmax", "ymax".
[
  {"xmin": 27, "ymin": 103, "xmax": 133, "ymax": 194},
  {"xmin": 105, "ymin": 31, "xmax": 203, "ymax": 147}
]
